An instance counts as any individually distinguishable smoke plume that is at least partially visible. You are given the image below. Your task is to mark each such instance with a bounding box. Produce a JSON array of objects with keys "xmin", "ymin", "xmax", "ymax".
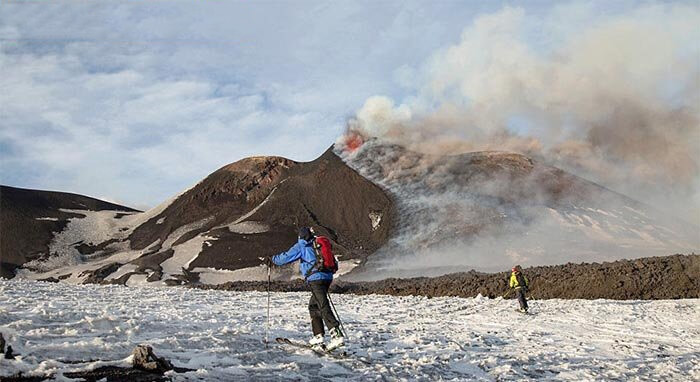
[{"xmin": 337, "ymin": 3, "xmax": 700, "ymax": 279}]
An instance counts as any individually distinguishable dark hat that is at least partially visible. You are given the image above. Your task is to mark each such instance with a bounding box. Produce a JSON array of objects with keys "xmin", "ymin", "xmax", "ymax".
[{"xmin": 298, "ymin": 227, "xmax": 313, "ymax": 241}]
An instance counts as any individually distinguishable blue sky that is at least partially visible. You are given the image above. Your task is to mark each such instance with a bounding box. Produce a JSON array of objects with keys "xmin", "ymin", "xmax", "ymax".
[{"xmin": 1, "ymin": 1, "xmax": 697, "ymax": 211}]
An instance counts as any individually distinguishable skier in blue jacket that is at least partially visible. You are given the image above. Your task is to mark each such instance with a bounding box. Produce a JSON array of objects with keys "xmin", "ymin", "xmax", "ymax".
[{"xmin": 270, "ymin": 227, "xmax": 344, "ymax": 350}]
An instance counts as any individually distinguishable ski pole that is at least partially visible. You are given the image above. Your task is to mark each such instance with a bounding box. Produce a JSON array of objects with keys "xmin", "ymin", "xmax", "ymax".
[
  {"xmin": 327, "ymin": 291, "xmax": 347, "ymax": 338},
  {"xmin": 502, "ymin": 289, "xmax": 513, "ymax": 298},
  {"xmin": 266, "ymin": 263, "xmax": 271, "ymax": 348}
]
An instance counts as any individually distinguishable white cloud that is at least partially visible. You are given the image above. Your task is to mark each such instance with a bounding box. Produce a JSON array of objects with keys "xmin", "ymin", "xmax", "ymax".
[{"xmin": 4, "ymin": 1, "xmax": 484, "ymax": 207}]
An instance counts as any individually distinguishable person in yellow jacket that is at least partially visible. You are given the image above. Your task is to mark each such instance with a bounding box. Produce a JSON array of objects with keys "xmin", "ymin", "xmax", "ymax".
[{"xmin": 509, "ymin": 265, "xmax": 529, "ymax": 313}]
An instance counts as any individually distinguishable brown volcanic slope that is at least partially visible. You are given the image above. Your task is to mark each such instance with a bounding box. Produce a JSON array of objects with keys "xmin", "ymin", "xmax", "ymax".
[
  {"xmin": 0, "ymin": 185, "xmax": 137, "ymax": 278},
  {"xmin": 119, "ymin": 146, "xmax": 394, "ymax": 279}
]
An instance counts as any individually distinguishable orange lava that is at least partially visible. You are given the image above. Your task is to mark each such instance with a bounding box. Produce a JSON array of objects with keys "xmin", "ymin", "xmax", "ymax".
[{"xmin": 343, "ymin": 131, "xmax": 365, "ymax": 153}]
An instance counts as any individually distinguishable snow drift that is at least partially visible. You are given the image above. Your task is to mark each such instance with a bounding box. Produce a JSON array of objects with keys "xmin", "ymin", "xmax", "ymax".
[{"xmin": 1, "ymin": 279, "xmax": 699, "ymax": 380}]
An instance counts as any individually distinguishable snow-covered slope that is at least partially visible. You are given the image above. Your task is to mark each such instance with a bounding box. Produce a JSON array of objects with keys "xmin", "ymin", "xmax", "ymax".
[{"xmin": 1, "ymin": 279, "xmax": 698, "ymax": 380}]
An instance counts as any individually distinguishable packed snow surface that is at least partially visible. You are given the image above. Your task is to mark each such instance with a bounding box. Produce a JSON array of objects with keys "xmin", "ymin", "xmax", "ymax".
[{"xmin": 1, "ymin": 280, "xmax": 698, "ymax": 381}]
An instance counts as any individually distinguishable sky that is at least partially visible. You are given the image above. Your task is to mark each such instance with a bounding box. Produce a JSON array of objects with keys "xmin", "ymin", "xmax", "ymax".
[{"xmin": 1, "ymin": 0, "xmax": 697, "ymax": 212}]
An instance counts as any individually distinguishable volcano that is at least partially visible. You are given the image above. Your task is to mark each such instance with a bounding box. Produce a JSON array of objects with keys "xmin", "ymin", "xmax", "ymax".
[
  {"xmin": 341, "ymin": 140, "xmax": 699, "ymax": 279},
  {"xmin": 2, "ymin": 142, "xmax": 697, "ymax": 284}
]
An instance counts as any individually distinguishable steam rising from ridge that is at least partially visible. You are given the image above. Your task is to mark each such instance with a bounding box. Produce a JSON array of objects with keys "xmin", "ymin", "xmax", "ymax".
[{"xmin": 337, "ymin": 4, "xmax": 700, "ymax": 279}]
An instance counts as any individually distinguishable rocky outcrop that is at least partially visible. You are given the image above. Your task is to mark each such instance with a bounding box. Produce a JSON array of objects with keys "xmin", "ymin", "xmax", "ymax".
[
  {"xmin": 81, "ymin": 263, "xmax": 122, "ymax": 284},
  {"xmin": 200, "ymin": 254, "xmax": 700, "ymax": 300},
  {"xmin": 1, "ymin": 332, "xmax": 15, "ymax": 360},
  {"xmin": 131, "ymin": 345, "xmax": 173, "ymax": 373},
  {"xmin": 1, "ymin": 344, "xmax": 191, "ymax": 381}
]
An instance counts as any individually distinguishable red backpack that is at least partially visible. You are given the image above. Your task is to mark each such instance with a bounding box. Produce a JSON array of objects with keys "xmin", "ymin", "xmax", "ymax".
[{"xmin": 306, "ymin": 236, "xmax": 338, "ymax": 277}]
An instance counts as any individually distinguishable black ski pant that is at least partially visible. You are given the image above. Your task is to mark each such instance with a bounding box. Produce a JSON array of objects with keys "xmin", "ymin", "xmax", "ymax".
[
  {"xmin": 515, "ymin": 287, "xmax": 528, "ymax": 310},
  {"xmin": 308, "ymin": 280, "xmax": 339, "ymax": 336}
]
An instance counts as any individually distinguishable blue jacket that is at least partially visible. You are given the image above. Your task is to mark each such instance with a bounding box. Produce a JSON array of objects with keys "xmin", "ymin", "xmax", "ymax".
[{"xmin": 272, "ymin": 238, "xmax": 333, "ymax": 282}]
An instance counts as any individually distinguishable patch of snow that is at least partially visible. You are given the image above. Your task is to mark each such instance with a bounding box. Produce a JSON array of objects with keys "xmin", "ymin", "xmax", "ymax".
[
  {"xmin": 623, "ymin": 205, "xmax": 649, "ymax": 218},
  {"xmin": 1, "ymin": 279, "xmax": 698, "ymax": 381},
  {"xmin": 226, "ymin": 221, "xmax": 270, "ymax": 234},
  {"xmin": 145, "ymin": 239, "xmax": 162, "ymax": 252},
  {"xmin": 17, "ymin": 240, "xmax": 159, "ymax": 284},
  {"xmin": 591, "ymin": 208, "xmax": 618, "ymax": 218},
  {"xmin": 34, "ymin": 217, "xmax": 59, "ymax": 221},
  {"xmin": 104, "ymin": 264, "xmax": 138, "ymax": 281},
  {"xmin": 627, "ymin": 228, "xmax": 665, "ymax": 247},
  {"xmin": 24, "ymin": 209, "xmax": 131, "ymax": 272},
  {"xmin": 193, "ymin": 266, "xmax": 269, "ymax": 284},
  {"xmin": 369, "ymin": 212, "xmax": 382, "ymax": 231},
  {"xmin": 536, "ymin": 207, "xmax": 696, "ymax": 260},
  {"xmin": 161, "ymin": 217, "xmax": 213, "ymax": 249},
  {"xmin": 125, "ymin": 273, "xmax": 149, "ymax": 286},
  {"xmin": 160, "ymin": 234, "xmax": 217, "ymax": 279},
  {"xmin": 336, "ymin": 260, "xmax": 361, "ymax": 278},
  {"xmin": 156, "ymin": 217, "xmax": 166, "ymax": 225},
  {"xmin": 192, "ymin": 259, "xmax": 360, "ymax": 285}
]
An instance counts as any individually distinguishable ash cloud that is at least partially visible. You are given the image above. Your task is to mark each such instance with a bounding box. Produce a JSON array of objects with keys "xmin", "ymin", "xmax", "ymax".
[
  {"xmin": 341, "ymin": 3, "xmax": 700, "ymax": 222},
  {"xmin": 337, "ymin": 3, "xmax": 700, "ymax": 279}
]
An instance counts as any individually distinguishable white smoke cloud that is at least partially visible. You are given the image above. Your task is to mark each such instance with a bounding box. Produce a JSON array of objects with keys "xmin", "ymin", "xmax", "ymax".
[
  {"xmin": 352, "ymin": 96, "xmax": 412, "ymax": 138},
  {"xmin": 341, "ymin": 3, "xmax": 700, "ymax": 223}
]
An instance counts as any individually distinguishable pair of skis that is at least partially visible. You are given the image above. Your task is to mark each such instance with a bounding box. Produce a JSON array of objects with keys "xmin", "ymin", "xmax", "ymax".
[{"xmin": 275, "ymin": 337, "xmax": 371, "ymax": 365}]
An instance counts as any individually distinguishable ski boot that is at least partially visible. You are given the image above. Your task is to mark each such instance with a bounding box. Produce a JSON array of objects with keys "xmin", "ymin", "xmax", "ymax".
[
  {"xmin": 326, "ymin": 327, "xmax": 345, "ymax": 351},
  {"xmin": 309, "ymin": 334, "xmax": 325, "ymax": 350}
]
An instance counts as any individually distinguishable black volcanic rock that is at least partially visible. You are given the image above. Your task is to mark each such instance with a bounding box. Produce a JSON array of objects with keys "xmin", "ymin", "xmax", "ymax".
[
  {"xmin": 80, "ymin": 263, "xmax": 122, "ymax": 284},
  {"xmin": 201, "ymin": 254, "xmax": 700, "ymax": 300},
  {"xmin": 0, "ymin": 185, "xmax": 137, "ymax": 278}
]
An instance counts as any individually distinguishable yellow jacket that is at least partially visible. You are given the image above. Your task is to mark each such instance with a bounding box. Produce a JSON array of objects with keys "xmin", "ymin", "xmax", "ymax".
[{"xmin": 509, "ymin": 272, "xmax": 529, "ymax": 289}]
